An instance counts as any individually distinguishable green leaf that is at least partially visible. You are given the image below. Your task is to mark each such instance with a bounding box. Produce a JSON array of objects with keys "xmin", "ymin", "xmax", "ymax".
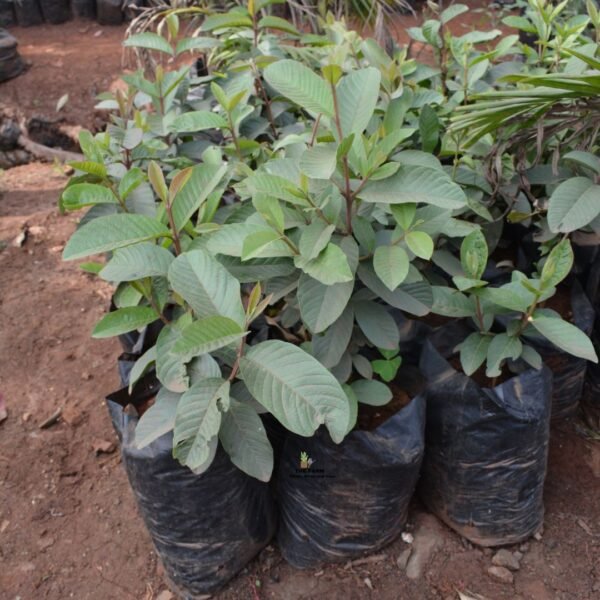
[
  {"xmin": 128, "ymin": 346, "xmax": 157, "ymax": 392},
  {"xmin": 201, "ymin": 12, "xmax": 253, "ymax": 31},
  {"xmin": 563, "ymin": 151, "xmax": 600, "ymax": 175},
  {"xmin": 69, "ymin": 161, "xmax": 107, "ymax": 177},
  {"xmin": 298, "ymin": 243, "xmax": 353, "ymax": 285},
  {"xmin": 299, "ymin": 144, "xmax": 337, "ymax": 179},
  {"xmin": 459, "ymin": 332, "xmax": 491, "ymax": 376},
  {"xmin": 135, "ymin": 388, "xmax": 179, "ymax": 449},
  {"xmin": 241, "ymin": 230, "xmax": 290, "ymax": 260},
  {"xmin": 298, "ymin": 273, "xmax": 354, "ymax": 333},
  {"xmin": 358, "ymin": 166, "xmax": 467, "ymax": 209},
  {"xmin": 521, "ymin": 345, "xmax": 542, "ymax": 370},
  {"xmin": 263, "ymin": 59, "xmax": 334, "ymax": 116},
  {"xmin": 373, "ymin": 245, "xmax": 409, "ymax": 291},
  {"xmin": 547, "ymin": 177, "xmax": 600, "ymax": 233},
  {"xmin": 172, "ymin": 164, "xmax": 227, "ymax": 232},
  {"xmin": 156, "ymin": 322, "xmax": 189, "ymax": 393},
  {"xmin": 219, "ymin": 399, "xmax": 274, "ymax": 482},
  {"xmin": 406, "ymin": 231, "xmax": 434, "ymax": 260},
  {"xmin": 168, "ymin": 249, "xmax": 245, "ymax": 325},
  {"xmin": 391, "ymin": 203, "xmax": 416, "ymax": 230},
  {"xmin": 460, "ymin": 229, "xmax": 487, "ymax": 280},
  {"xmin": 540, "ymin": 239, "xmax": 573, "ymax": 289},
  {"xmin": 100, "ymin": 242, "xmax": 174, "ymax": 282},
  {"xmin": 350, "ymin": 379, "xmax": 392, "ymax": 406},
  {"xmin": 480, "ymin": 285, "xmax": 533, "ymax": 313},
  {"xmin": 92, "ymin": 307, "xmax": 158, "ymax": 338},
  {"xmin": 173, "ymin": 378, "xmax": 229, "ymax": 470},
  {"xmin": 336, "ymin": 67, "xmax": 381, "ymax": 137},
  {"xmin": 353, "ymin": 300, "xmax": 399, "ymax": 350},
  {"xmin": 172, "ymin": 316, "xmax": 246, "ymax": 358},
  {"xmin": 312, "ymin": 306, "xmax": 354, "ymax": 368},
  {"xmin": 441, "ymin": 3, "xmax": 468, "ymax": 23},
  {"xmin": 62, "ymin": 184, "xmax": 118, "ymax": 211},
  {"xmin": 431, "ymin": 286, "xmax": 474, "ymax": 317},
  {"xmin": 239, "ymin": 340, "xmax": 351, "ymax": 442},
  {"xmin": 245, "ymin": 172, "xmax": 305, "ymax": 205},
  {"xmin": 171, "ymin": 111, "xmax": 228, "ymax": 133},
  {"xmin": 486, "ymin": 333, "xmax": 522, "ymax": 378},
  {"xmin": 118, "ymin": 168, "xmax": 145, "ymax": 200},
  {"xmin": 62, "ymin": 214, "xmax": 170, "ymax": 261},
  {"xmin": 530, "ymin": 314, "xmax": 598, "ymax": 362},
  {"xmin": 175, "ymin": 36, "xmax": 220, "ymax": 54},
  {"xmin": 124, "ymin": 32, "xmax": 174, "ymax": 55},
  {"xmin": 372, "ymin": 356, "xmax": 402, "ymax": 382},
  {"xmin": 299, "ymin": 221, "xmax": 335, "ymax": 261},
  {"xmin": 258, "ymin": 15, "xmax": 299, "ymax": 35},
  {"xmin": 419, "ymin": 104, "xmax": 440, "ymax": 153}
]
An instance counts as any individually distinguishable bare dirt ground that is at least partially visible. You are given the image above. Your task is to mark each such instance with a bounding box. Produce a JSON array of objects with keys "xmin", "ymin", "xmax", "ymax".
[{"xmin": 1, "ymin": 12, "xmax": 600, "ymax": 600}]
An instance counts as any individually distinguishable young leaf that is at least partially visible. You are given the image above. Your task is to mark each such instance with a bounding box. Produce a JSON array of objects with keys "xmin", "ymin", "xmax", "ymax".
[
  {"xmin": 92, "ymin": 307, "xmax": 158, "ymax": 338},
  {"xmin": 299, "ymin": 221, "xmax": 335, "ymax": 262},
  {"xmin": 219, "ymin": 399, "xmax": 274, "ymax": 482},
  {"xmin": 486, "ymin": 333, "xmax": 522, "ymax": 378},
  {"xmin": 239, "ymin": 340, "xmax": 351, "ymax": 442},
  {"xmin": 135, "ymin": 388, "xmax": 180, "ymax": 449},
  {"xmin": 336, "ymin": 68, "xmax": 381, "ymax": 137},
  {"xmin": 373, "ymin": 245, "xmax": 410, "ymax": 291},
  {"xmin": 299, "ymin": 144, "xmax": 337, "ymax": 179},
  {"xmin": 372, "ymin": 355, "xmax": 402, "ymax": 382},
  {"xmin": 242, "ymin": 230, "xmax": 288, "ymax": 260},
  {"xmin": 128, "ymin": 346, "xmax": 157, "ymax": 392},
  {"xmin": 459, "ymin": 332, "xmax": 491, "ymax": 376},
  {"xmin": 350, "ymin": 379, "xmax": 392, "ymax": 406},
  {"xmin": 540, "ymin": 239, "xmax": 574, "ymax": 289},
  {"xmin": 299, "ymin": 243, "xmax": 353, "ymax": 285},
  {"xmin": 62, "ymin": 214, "xmax": 170, "ymax": 260},
  {"xmin": 172, "ymin": 316, "xmax": 246, "ymax": 358},
  {"xmin": 406, "ymin": 231, "xmax": 434, "ymax": 260},
  {"xmin": 171, "ymin": 111, "xmax": 228, "ymax": 133},
  {"xmin": 353, "ymin": 300, "xmax": 400, "ymax": 350},
  {"xmin": 124, "ymin": 32, "xmax": 175, "ymax": 56},
  {"xmin": 100, "ymin": 242, "xmax": 174, "ymax": 282},
  {"xmin": 460, "ymin": 229, "xmax": 487, "ymax": 280},
  {"xmin": 62, "ymin": 184, "xmax": 118, "ymax": 210},
  {"xmin": 148, "ymin": 161, "xmax": 168, "ymax": 203},
  {"xmin": 530, "ymin": 313, "xmax": 598, "ymax": 362},
  {"xmin": 391, "ymin": 203, "xmax": 416, "ymax": 230},
  {"xmin": 263, "ymin": 59, "xmax": 334, "ymax": 116}
]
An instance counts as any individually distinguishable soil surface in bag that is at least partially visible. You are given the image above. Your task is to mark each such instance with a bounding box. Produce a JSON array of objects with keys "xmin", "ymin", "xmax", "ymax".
[
  {"xmin": 276, "ymin": 372, "xmax": 426, "ymax": 569},
  {"xmin": 106, "ymin": 373, "xmax": 277, "ymax": 599},
  {"xmin": 96, "ymin": 0, "xmax": 123, "ymax": 25},
  {"xmin": 14, "ymin": 0, "xmax": 44, "ymax": 26},
  {"xmin": 531, "ymin": 280, "xmax": 594, "ymax": 419},
  {"xmin": 39, "ymin": 0, "xmax": 71, "ymax": 24},
  {"xmin": 419, "ymin": 325, "xmax": 552, "ymax": 547}
]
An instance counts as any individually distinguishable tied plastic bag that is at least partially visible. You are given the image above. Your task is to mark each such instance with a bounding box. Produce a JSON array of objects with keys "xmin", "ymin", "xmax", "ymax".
[
  {"xmin": 97, "ymin": 0, "xmax": 123, "ymax": 25},
  {"xmin": 39, "ymin": 0, "xmax": 70, "ymax": 24},
  {"xmin": 14, "ymin": 0, "xmax": 44, "ymax": 26},
  {"xmin": 106, "ymin": 374, "xmax": 277, "ymax": 598},
  {"xmin": 418, "ymin": 330, "xmax": 552, "ymax": 547},
  {"xmin": 71, "ymin": 0, "xmax": 96, "ymax": 19},
  {"xmin": 276, "ymin": 390, "xmax": 425, "ymax": 568}
]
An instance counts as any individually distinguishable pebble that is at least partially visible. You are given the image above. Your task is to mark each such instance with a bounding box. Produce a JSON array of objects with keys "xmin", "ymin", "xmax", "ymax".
[
  {"xmin": 401, "ymin": 532, "xmax": 414, "ymax": 544},
  {"xmin": 492, "ymin": 549, "xmax": 520, "ymax": 571},
  {"xmin": 487, "ymin": 565, "xmax": 514, "ymax": 584},
  {"xmin": 396, "ymin": 548, "xmax": 412, "ymax": 570}
]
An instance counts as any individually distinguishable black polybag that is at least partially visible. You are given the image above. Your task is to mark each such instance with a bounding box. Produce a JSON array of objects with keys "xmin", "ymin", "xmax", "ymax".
[
  {"xmin": 276, "ymin": 389, "xmax": 426, "ymax": 568},
  {"xmin": 529, "ymin": 280, "xmax": 594, "ymax": 419},
  {"xmin": 106, "ymin": 372, "xmax": 277, "ymax": 598},
  {"xmin": 0, "ymin": 30, "xmax": 25, "ymax": 83},
  {"xmin": 0, "ymin": 3, "xmax": 15, "ymax": 27},
  {"xmin": 418, "ymin": 328, "xmax": 552, "ymax": 546},
  {"xmin": 71, "ymin": 0, "xmax": 95, "ymax": 19},
  {"xmin": 14, "ymin": 0, "xmax": 44, "ymax": 26},
  {"xmin": 582, "ymin": 257, "xmax": 600, "ymax": 428},
  {"xmin": 39, "ymin": 0, "xmax": 71, "ymax": 24},
  {"xmin": 96, "ymin": 0, "xmax": 123, "ymax": 25}
]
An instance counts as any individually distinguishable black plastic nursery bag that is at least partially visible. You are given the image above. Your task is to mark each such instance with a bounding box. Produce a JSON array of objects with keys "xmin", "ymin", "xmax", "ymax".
[
  {"xmin": 0, "ymin": 30, "xmax": 25, "ymax": 83},
  {"xmin": 418, "ymin": 330, "xmax": 552, "ymax": 547},
  {"xmin": 14, "ymin": 0, "xmax": 44, "ymax": 26},
  {"xmin": 96, "ymin": 0, "xmax": 123, "ymax": 25},
  {"xmin": 39, "ymin": 0, "xmax": 71, "ymax": 24},
  {"xmin": 582, "ymin": 258, "xmax": 600, "ymax": 428},
  {"xmin": 0, "ymin": 3, "xmax": 15, "ymax": 27},
  {"xmin": 106, "ymin": 381, "xmax": 277, "ymax": 598},
  {"xmin": 71, "ymin": 0, "xmax": 96, "ymax": 19},
  {"xmin": 276, "ymin": 393, "xmax": 426, "ymax": 568}
]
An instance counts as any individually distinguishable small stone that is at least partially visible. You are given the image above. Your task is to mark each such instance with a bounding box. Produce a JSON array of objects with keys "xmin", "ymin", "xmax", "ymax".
[
  {"xmin": 37, "ymin": 536, "xmax": 55, "ymax": 551},
  {"xmin": 396, "ymin": 548, "xmax": 412, "ymax": 570},
  {"xmin": 482, "ymin": 547, "xmax": 493, "ymax": 556},
  {"xmin": 156, "ymin": 592, "xmax": 174, "ymax": 600},
  {"xmin": 492, "ymin": 549, "xmax": 520, "ymax": 571},
  {"xmin": 0, "ymin": 519, "xmax": 9, "ymax": 533},
  {"xmin": 519, "ymin": 543, "xmax": 529, "ymax": 552},
  {"xmin": 533, "ymin": 531, "xmax": 543, "ymax": 541},
  {"xmin": 92, "ymin": 439, "xmax": 116, "ymax": 455},
  {"xmin": 401, "ymin": 532, "xmax": 414, "ymax": 544},
  {"xmin": 363, "ymin": 577, "xmax": 373, "ymax": 591},
  {"xmin": 514, "ymin": 551, "xmax": 524, "ymax": 561},
  {"xmin": 488, "ymin": 565, "xmax": 514, "ymax": 584}
]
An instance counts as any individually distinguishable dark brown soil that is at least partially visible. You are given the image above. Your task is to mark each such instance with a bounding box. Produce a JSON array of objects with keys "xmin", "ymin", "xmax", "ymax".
[
  {"xmin": 449, "ymin": 355, "xmax": 514, "ymax": 388},
  {"xmin": 356, "ymin": 386, "xmax": 412, "ymax": 431}
]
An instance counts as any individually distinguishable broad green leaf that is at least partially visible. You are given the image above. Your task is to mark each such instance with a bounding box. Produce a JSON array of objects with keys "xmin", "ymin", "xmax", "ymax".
[
  {"xmin": 419, "ymin": 104, "xmax": 439, "ymax": 153},
  {"xmin": 201, "ymin": 12, "xmax": 253, "ymax": 30},
  {"xmin": 100, "ymin": 242, "xmax": 174, "ymax": 282},
  {"xmin": 189, "ymin": 353, "xmax": 222, "ymax": 382},
  {"xmin": 135, "ymin": 388, "xmax": 180, "ymax": 449},
  {"xmin": 431, "ymin": 286, "xmax": 474, "ymax": 317},
  {"xmin": 63, "ymin": 214, "xmax": 170, "ymax": 260},
  {"xmin": 521, "ymin": 345, "xmax": 542, "ymax": 370},
  {"xmin": 299, "ymin": 221, "xmax": 335, "ymax": 261},
  {"xmin": 312, "ymin": 306, "xmax": 354, "ymax": 368},
  {"xmin": 156, "ymin": 322, "xmax": 189, "ymax": 393},
  {"xmin": 240, "ymin": 340, "xmax": 351, "ymax": 442},
  {"xmin": 258, "ymin": 15, "xmax": 300, "ymax": 35},
  {"xmin": 540, "ymin": 239, "xmax": 573, "ymax": 289},
  {"xmin": 336, "ymin": 68, "xmax": 381, "ymax": 137},
  {"xmin": 175, "ymin": 36, "xmax": 220, "ymax": 54},
  {"xmin": 459, "ymin": 332, "xmax": 491, "ymax": 376},
  {"xmin": 441, "ymin": 3, "xmax": 468, "ymax": 23},
  {"xmin": 373, "ymin": 245, "xmax": 409, "ymax": 291},
  {"xmin": 124, "ymin": 32, "xmax": 175, "ymax": 55},
  {"xmin": 480, "ymin": 285, "xmax": 533, "ymax": 313},
  {"xmin": 172, "ymin": 164, "xmax": 228, "ymax": 232},
  {"xmin": 242, "ymin": 230, "xmax": 291, "ymax": 260},
  {"xmin": 391, "ymin": 203, "xmax": 416, "ymax": 230},
  {"xmin": 219, "ymin": 399, "xmax": 274, "ymax": 482},
  {"xmin": 372, "ymin": 356, "xmax": 402, "ymax": 382},
  {"xmin": 168, "ymin": 249, "xmax": 245, "ymax": 325},
  {"xmin": 547, "ymin": 177, "xmax": 600, "ymax": 233},
  {"xmin": 406, "ymin": 231, "xmax": 434, "ymax": 260},
  {"xmin": 298, "ymin": 243, "xmax": 353, "ymax": 285},
  {"xmin": 92, "ymin": 307, "xmax": 158, "ymax": 338},
  {"xmin": 460, "ymin": 229, "xmax": 487, "ymax": 280},
  {"xmin": 128, "ymin": 346, "xmax": 157, "ymax": 392},
  {"xmin": 172, "ymin": 316, "xmax": 246, "ymax": 358},
  {"xmin": 173, "ymin": 378, "xmax": 229, "ymax": 470},
  {"xmin": 171, "ymin": 111, "xmax": 228, "ymax": 133},
  {"xmin": 486, "ymin": 333, "xmax": 522, "ymax": 378},
  {"xmin": 563, "ymin": 151, "xmax": 600, "ymax": 175},
  {"xmin": 118, "ymin": 168, "xmax": 145, "ymax": 200},
  {"xmin": 245, "ymin": 172, "xmax": 305, "ymax": 205},
  {"xmin": 358, "ymin": 166, "xmax": 467, "ymax": 209},
  {"xmin": 530, "ymin": 314, "xmax": 598, "ymax": 362},
  {"xmin": 69, "ymin": 161, "xmax": 106, "ymax": 177},
  {"xmin": 299, "ymin": 144, "xmax": 337, "ymax": 179},
  {"xmin": 353, "ymin": 300, "xmax": 399, "ymax": 350},
  {"xmin": 298, "ymin": 273, "xmax": 354, "ymax": 333},
  {"xmin": 62, "ymin": 184, "xmax": 118, "ymax": 210},
  {"xmin": 263, "ymin": 59, "xmax": 334, "ymax": 116},
  {"xmin": 350, "ymin": 379, "xmax": 392, "ymax": 406}
]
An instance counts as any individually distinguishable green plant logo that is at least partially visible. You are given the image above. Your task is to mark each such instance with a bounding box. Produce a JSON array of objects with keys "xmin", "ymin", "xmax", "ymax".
[{"xmin": 300, "ymin": 451, "xmax": 314, "ymax": 470}]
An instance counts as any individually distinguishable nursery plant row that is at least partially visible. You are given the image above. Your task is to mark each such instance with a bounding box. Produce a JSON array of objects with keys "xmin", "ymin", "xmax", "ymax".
[{"xmin": 58, "ymin": 1, "xmax": 600, "ymax": 597}]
